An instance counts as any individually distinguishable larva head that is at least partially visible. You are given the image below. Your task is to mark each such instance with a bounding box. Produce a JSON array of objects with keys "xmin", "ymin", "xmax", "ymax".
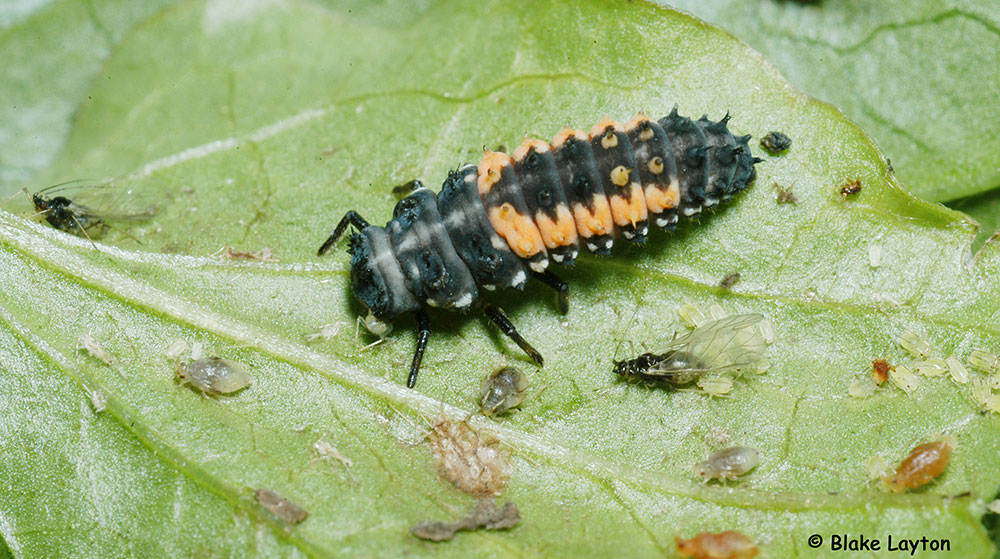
[{"xmin": 347, "ymin": 227, "xmax": 419, "ymax": 322}]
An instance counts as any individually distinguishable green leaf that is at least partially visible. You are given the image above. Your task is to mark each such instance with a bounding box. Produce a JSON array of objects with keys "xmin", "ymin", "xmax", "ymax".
[
  {"xmin": 660, "ymin": 0, "xmax": 1000, "ymax": 203},
  {"xmin": 2, "ymin": 1, "xmax": 999, "ymax": 557}
]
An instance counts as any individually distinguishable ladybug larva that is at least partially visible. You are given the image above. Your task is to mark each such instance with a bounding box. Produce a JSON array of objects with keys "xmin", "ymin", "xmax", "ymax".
[{"xmin": 319, "ymin": 110, "xmax": 760, "ymax": 387}]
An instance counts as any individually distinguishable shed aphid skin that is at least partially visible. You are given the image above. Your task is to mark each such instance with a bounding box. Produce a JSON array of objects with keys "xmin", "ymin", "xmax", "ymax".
[
  {"xmin": 692, "ymin": 445, "xmax": 761, "ymax": 482},
  {"xmin": 479, "ymin": 366, "xmax": 530, "ymax": 416},
  {"xmin": 772, "ymin": 182, "xmax": 798, "ymax": 204},
  {"xmin": 898, "ymin": 331, "xmax": 933, "ymax": 359},
  {"xmin": 76, "ymin": 331, "xmax": 114, "ymax": 366},
  {"xmin": 175, "ymin": 356, "xmax": 252, "ymax": 395},
  {"xmin": 255, "ymin": 489, "xmax": 309, "ymax": 524},
  {"xmin": 318, "ymin": 110, "xmax": 759, "ymax": 387},
  {"xmin": 614, "ymin": 314, "xmax": 768, "ymax": 385},
  {"xmin": 759, "ymin": 131, "xmax": 791, "ymax": 155},
  {"xmin": 848, "ymin": 379, "xmax": 876, "ymax": 398},
  {"xmin": 675, "ymin": 531, "xmax": 760, "ymax": 559},
  {"xmin": 882, "ymin": 436, "xmax": 955, "ymax": 493}
]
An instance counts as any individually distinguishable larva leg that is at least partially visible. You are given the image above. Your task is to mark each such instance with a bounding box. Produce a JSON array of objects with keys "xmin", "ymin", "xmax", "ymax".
[
  {"xmin": 317, "ymin": 211, "xmax": 371, "ymax": 256},
  {"xmin": 484, "ymin": 305, "xmax": 544, "ymax": 366},
  {"xmin": 407, "ymin": 310, "xmax": 431, "ymax": 388},
  {"xmin": 531, "ymin": 270, "xmax": 569, "ymax": 315}
]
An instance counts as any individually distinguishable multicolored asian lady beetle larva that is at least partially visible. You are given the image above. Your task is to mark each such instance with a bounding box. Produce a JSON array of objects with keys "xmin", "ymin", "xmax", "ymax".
[{"xmin": 319, "ymin": 110, "xmax": 759, "ymax": 387}]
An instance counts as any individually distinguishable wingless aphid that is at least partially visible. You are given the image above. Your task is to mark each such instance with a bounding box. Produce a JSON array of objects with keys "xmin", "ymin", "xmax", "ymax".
[
  {"xmin": 614, "ymin": 314, "xmax": 768, "ymax": 385},
  {"xmin": 318, "ymin": 111, "xmax": 759, "ymax": 387},
  {"xmin": 175, "ymin": 357, "xmax": 252, "ymax": 395},
  {"xmin": 479, "ymin": 366, "xmax": 530, "ymax": 416}
]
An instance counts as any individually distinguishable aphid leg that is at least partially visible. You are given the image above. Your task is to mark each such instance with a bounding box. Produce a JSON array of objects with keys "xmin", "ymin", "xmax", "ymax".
[
  {"xmin": 317, "ymin": 211, "xmax": 371, "ymax": 256},
  {"xmin": 407, "ymin": 310, "xmax": 431, "ymax": 389},
  {"xmin": 68, "ymin": 212, "xmax": 99, "ymax": 250},
  {"xmin": 531, "ymin": 270, "xmax": 569, "ymax": 314},
  {"xmin": 484, "ymin": 305, "xmax": 544, "ymax": 367}
]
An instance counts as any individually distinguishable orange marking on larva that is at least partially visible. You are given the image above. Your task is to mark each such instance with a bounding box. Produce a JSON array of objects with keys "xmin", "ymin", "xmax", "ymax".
[
  {"xmin": 572, "ymin": 201, "xmax": 613, "ymax": 238},
  {"xmin": 625, "ymin": 114, "xmax": 652, "ymax": 133},
  {"xmin": 644, "ymin": 180, "xmax": 680, "ymax": 212},
  {"xmin": 882, "ymin": 440, "xmax": 953, "ymax": 493},
  {"xmin": 534, "ymin": 206, "xmax": 578, "ymax": 248},
  {"xmin": 675, "ymin": 531, "xmax": 759, "ymax": 559},
  {"xmin": 488, "ymin": 203, "xmax": 544, "ymax": 259},
  {"xmin": 512, "ymin": 138, "xmax": 549, "ymax": 162},
  {"xmin": 588, "ymin": 116, "xmax": 623, "ymax": 140},
  {"xmin": 609, "ymin": 184, "xmax": 647, "ymax": 227},
  {"xmin": 610, "ymin": 166, "xmax": 631, "ymax": 187},
  {"xmin": 551, "ymin": 128, "xmax": 586, "ymax": 149},
  {"xmin": 477, "ymin": 151, "xmax": 512, "ymax": 194}
]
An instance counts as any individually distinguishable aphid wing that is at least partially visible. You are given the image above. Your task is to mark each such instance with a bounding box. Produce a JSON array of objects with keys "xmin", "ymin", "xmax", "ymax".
[{"xmin": 651, "ymin": 314, "xmax": 766, "ymax": 373}]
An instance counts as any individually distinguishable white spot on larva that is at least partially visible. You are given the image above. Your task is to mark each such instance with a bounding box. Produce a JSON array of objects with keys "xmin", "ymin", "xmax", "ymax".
[
  {"xmin": 426, "ymin": 298, "xmax": 441, "ymax": 307},
  {"xmin": 568, "ymin": 250, "xmax": 578, "ymax": 260},
  {"xmin": 683, "ymin": 206, "xmax": 701, "ymax": 216},
  {"xmin": 528, "ymin": 260, "xmax": 548, "ymax": 273},
  {"xmin": 603, "ymin": 239, "xmax": 613, "ymax": 249},
  {"xmin": 454, "ymin": 293, "xmax": 473, "ymax": 308},
  {"xmin": 669, "ymin": 215, "xmax": 679, "ymax": 224},
  {"xmin": 490, "ymin": 236, "xmax": 507, "ymax": 251},
  {"xmin": 483, "ymin": 284, "xmax": 496, "ymax": 291},
  {"xmin": 655, "ymin": 218, "xmax": 669, "ymax": 227},
  {"xmin": 637, "ymin": 224, "xmax": 648, "ymax": 236},
  {"xmin": 551, "ymin": 253, "xmax": 564, "ymax": 263},
  {"xmin": 586, "ymin": 242, "xmax": 598, "ymax": 252},
  {"xmin": 623, "ymin": 231, "xmax": 635, "ymax": 239},
  {"xmin": 704, "ymin": 197, "xmax": 719, "ymax": 207},
  {"xmin": 511, "ymin": 270, "xmax": 527, "ymax": 287}
]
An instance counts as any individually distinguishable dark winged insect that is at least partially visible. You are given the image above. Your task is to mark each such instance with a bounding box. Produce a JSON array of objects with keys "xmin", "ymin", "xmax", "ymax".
[
  {"xmin": 25, "ymin": 181, "xmax": 157, "ymax": 244},
  {"xmin": 318, "ymin": 110, "xmax": 760, "ymax": 387},
  {"xmin": 613, "ymin": 313, "xmax": 767, "ymax": 385}
]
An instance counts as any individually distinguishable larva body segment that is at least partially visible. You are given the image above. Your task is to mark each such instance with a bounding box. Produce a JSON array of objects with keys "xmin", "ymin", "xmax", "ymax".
[{"xmin": 321, "ymin": 110, "xmax": 759, "ymax": 387}]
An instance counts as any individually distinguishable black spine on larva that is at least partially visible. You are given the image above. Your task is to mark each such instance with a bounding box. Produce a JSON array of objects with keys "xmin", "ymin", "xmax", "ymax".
[
  {"xmin": 437, "ymin": 165, "xmax": 527, "ymax": 291},
  {"xmin": 697, "ymin": 115, "xmax": 739, "ymax": 206},
  {"xmin": 386, "ymin": 188, "xmax": 478, "ymax": 309},
  {"xmin": 552, "ymin": 134, "xmax": 614, "ymax": 255},
  {"xmin": 514, "ymin": 145, "xmax": 579, "ymax": 264},
  {"xmin": 660, "ymin": 109, "xmax": 710, "ymax": 217},
  {"xmin": 627, "ymin": 118, "xmax": 680, "ymax": 230}
]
